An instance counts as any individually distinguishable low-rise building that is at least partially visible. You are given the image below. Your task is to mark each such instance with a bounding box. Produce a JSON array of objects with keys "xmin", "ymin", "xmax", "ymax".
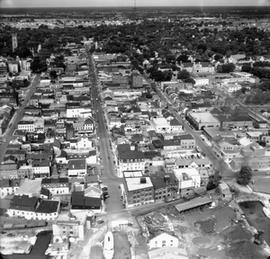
[
  {"xmin": 173, "ymin": 168, "xmax": 201, "ymax": 198},
  {"xmin": 67, "ymin": 159, "xmax": 87, "ymax": 178},
  {"xmin": 117, "ymin": 144, "xmax": 145, "ymax": 178},
  {"xmin": 7, "ymin": 195, "xmax": 60, "ymax": 221},
  {"xmin": 52, "ymin": 213, "xmax": 86, "ymax": 242},
  {"xmin": 41, "ymin": 177, "xmax": 69, "ymax": 195},
  {"xmin": 32, "ymin": 160, "xmax": 50, "ymax": 178},
  {"xmin": 150, "ymin": 172, "xmax": 178, "ymax": 202},
  {"xmin": 0, "ymin": 179, "xmax": 20, "ymax": 198},
  {"xmin": 71, "ymin": 191, "xmax": 102, "ymax": 213},
  {"xmin": 187, "ymin": 111, "xmax": 220, "ymax": 130},
  {"xmin": 148, "ymin": 232, "xmax": 179, "ymax": 249}
]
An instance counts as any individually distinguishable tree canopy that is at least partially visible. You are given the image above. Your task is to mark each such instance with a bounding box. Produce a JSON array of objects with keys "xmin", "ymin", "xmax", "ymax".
[{"xmin": 236, "ymin": 166, "xmax": 252, "ymax": 186}]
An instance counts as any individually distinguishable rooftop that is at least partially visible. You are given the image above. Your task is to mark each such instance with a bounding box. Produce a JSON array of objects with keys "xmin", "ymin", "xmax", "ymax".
[
  {"xmin": 68, "ymin": 159, "xmax": 86, "ymax": 170},
  {"xmin": 175, "ymin": 196, "xmax": 212, "ymax": 212},
  {"xmin": 189, "ymin": 111, "xmax": 220, "ymax": 124},
  {"xmin": 10, "ymin": 195, "xmax": 39, "ymax": 211},
  {"xmin": 71, "ymin": 191, "xmax": 101, "ymax": 209},
  {"xmin": 125, "ymin": 176, "xmax": 153, "ymax": 192},
  {"xmin": 36, "ymin": 200, "xmax": 59, "ymax": 213},
  {"xmin": 252, "ymin": 177, "xmax": 270, "ymax": 194},
  {"xmin": 41, "ymin": 177, "xmax": 69, "ymax": 185}
]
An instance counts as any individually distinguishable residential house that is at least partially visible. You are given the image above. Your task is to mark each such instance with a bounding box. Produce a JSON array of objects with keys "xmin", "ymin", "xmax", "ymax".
[
  {"xmin": 0, "ymin": 179, "xmax": 20, "ymax": 198},
  {"xmin": 32, "ymin": 160, "xmax": 51, "ymax": 178},
  {"xmin": 73, "ymin": 117, "xmax": 94, "ymax": 134}
]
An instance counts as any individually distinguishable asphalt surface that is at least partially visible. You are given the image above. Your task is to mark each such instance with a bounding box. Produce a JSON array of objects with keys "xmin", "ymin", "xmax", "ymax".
[
  {"xmin": 87, "ymin": 53, "xmax": 124, "ymax": 214},
  {"xmin": 0, "ymin": 74, "xmax": 40, "ymax": 164}
]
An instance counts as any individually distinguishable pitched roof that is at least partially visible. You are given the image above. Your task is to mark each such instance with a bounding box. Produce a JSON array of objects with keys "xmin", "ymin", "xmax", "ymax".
[
  {"xmin": 36, "ymin": 200, "xmax": 59, "ymax": 213},
  {"xmin": 10, "ymin": 195, "xmax": 39, "ymax": 211},
  {"xmin": 68, "ymin": 159, "xmax": 86, "ymax": 170},
  {"xmin": 41, "ymin": 177, "xmax": 69, "ymax": 185},
  {"xmin": 71, "ymin": 191, "xmax": 101, "ymax": 209}
]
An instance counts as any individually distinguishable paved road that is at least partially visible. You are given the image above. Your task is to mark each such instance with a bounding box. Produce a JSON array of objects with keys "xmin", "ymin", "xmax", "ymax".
[
  {"xmin": 87, "ymin": 52, "xmax": 125, "ymax": 215},
  {"xmin": 0, "ymin": 74, "xmax": 40, "ymax": 164},
  {"xmin": 153, "ymin": 81, "xmax": 235, "ymax": 180}
]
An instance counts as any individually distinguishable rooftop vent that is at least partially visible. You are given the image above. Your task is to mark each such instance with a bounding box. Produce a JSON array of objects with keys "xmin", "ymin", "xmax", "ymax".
[{"xmin": 140, "ymin": 177, "xmax": 146, "ymax": 184}]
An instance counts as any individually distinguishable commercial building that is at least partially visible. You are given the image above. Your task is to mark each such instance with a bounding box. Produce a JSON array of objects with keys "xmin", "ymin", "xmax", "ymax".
[
  {"xmin": 187, "ymin": 111, "xmax": 220, "ymax": 130},
  {"xmin": 123, "ymin": 173, "xmax": 154, "ymax": 208}
]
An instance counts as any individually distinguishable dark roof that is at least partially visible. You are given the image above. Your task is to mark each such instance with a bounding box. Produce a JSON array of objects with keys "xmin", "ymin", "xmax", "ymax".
[
  {"xmin": 88, "ymin": 150, "xmax": 97, "ymax": 156},
  {"xmin": 36, "ymin": 200, "xmax": 59, "ymax": 213},
  {"xmin": 71, "ymin": 191, "xmax": 101, "ymax": 210},
  {"xmin": 150, "ymin": 172, "xmax": 178, "ymax": 190},
  {"xmin": 68, "ymin": 159, "xmax": 86, "ymax": 170},
  {"xmin": 41, "ymin": 177, "xmax": 69, "ymax": 185},
  {"xmin": 10, "ymin": 195, "xmax": 39, "ymax": 211},
  {"xmin": 170, "ymin": 118, "xmax": 181, "ymax": 126},
  {"xmin": 40, "ymin": 187, "xmax": 51, "ymax": 197},
  {"xmin": 117, "ymin": 144, "xmax": 144, "ymax": 161}
]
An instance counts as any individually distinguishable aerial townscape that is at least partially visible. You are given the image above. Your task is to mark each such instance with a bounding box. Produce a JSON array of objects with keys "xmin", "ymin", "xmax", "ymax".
[{"xmin": 0, "ymin": 1, "xmax": 270, "ymax": 259}]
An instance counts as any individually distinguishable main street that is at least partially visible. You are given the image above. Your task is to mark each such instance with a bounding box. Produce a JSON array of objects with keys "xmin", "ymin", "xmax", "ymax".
[
  {"xmin": 87, "ymin": 52, "xmax": 125, "ymax": 215},
  {"xmin": 0, "ymin": 74, "xmax": 40, "ymax": 164}
]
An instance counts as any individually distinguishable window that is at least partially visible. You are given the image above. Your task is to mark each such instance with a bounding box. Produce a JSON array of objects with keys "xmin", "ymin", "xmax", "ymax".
[{"xmin": 162, "ymin": 240, "xmax": 166, "ymax": 247}]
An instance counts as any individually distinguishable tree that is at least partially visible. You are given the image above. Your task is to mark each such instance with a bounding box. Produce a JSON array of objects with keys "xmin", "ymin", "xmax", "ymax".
[
  {"xmin": 30, "ymin": 56, "xmax": 47, "ymax": 73},
  {"xmin": 50, "ymin": 70, "xmax": 57, "ymax": 80},
  {"xmin": 177, "ymin": 69, "xmax": 190, "ymax": 80},
  {"xmin": 206, "ymin": 171, "xmax": 222, "ymax": 191},
  {"xmin": 236, "ymin": 166, "xmax": 252, "ymax": 186},
  {"xmin": 217, "ymin": 63, "xmax": 236, "ymax": 73}
]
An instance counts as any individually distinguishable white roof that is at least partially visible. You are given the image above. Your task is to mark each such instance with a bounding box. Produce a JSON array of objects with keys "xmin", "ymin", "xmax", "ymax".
[
  {"xmin": 125, "ymin": 177, "xmax": 153, "ymax": 192},
  {"xmin": 173, "ymin": 168, "xmax": 200, "ymax": 180},
  {"xmin": 189, "ymin": 111, "xmax": 220, "ymax": 124},
  {"xmin": 152, "ymin": 117, "xmax": 169, "ymax": 127},
  {"xmin": 123, "ymin": 171, "xmax": 143, "ymax": 178},
  {"xmin": 238, "ymin": 137, "xmax": 252, "ymax": 147},
  {"xmin": 150, "ymin": 232, "xmax": 178, "ymax": 242},
  {"xmin": 246, "ymin": 131, "xmax": 262, "ymax": 138},
  {"xmin": 16, "ymin": 179, "xmax": 42, "ymax": 196}
]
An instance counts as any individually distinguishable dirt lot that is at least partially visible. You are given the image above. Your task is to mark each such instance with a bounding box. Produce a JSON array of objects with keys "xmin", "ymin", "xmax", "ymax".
[
  {"xmin": 137, "ymin": 201, "xmax": 266, "ymax": 259},
  {"xmin": 113, "ymin": 231, "xmax": 131, "ymax": 259}
]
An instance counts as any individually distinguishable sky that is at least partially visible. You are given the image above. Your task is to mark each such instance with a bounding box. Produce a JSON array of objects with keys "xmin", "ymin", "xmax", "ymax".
[{"xmin": 1, "ymin": 0, "xmax": 270, "ymax": 8}]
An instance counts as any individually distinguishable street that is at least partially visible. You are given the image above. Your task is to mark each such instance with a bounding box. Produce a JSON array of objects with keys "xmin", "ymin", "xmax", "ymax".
[
  {"xmin": 87, "ymin": 52, "xmax": 125, "ymax": 215},
  {"xmin": 153, "ymin": 81, "xmax": 235, "ymax": 180},
  {"xmin": 0, "ymin": 74, "xmax": 40, "ymax": 164}
]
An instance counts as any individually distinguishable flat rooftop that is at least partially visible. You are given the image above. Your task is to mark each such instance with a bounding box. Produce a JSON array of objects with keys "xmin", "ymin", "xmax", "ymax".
[
  {"xmin": 252, "ymin": 177, "xmax": 270, "ymax": 195},
  {"xmin": 189, "ymin": 111, "xmax": 220, "ymax": 124},
  {"xmin": 125, "ymin": 177, "xmax": 153, "ymax": 192}
]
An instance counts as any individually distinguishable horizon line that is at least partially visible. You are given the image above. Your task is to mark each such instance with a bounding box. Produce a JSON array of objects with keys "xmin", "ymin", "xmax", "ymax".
[{"xmin": 1, "ymin": 5, "xmax": 270, "ymax": 9}]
